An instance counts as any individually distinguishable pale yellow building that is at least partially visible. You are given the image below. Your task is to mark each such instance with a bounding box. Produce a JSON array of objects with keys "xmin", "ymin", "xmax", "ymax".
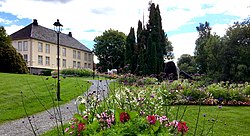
[{"xmin": 10, "ymin": 19, "xmax": 93, "ymax": 74}]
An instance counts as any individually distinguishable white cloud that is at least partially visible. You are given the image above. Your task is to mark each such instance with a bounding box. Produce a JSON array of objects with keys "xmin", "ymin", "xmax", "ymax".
[
  {"xmin": 4, "ymin": 25, "xmax": 25, "ymax": 35},
  {"xmin": 169, "ymin": 32, "xmax": 198, "ymax": 63},
  {"xmin": 1, "ymin": 0, "xmax": 249, "ymax": 64}
]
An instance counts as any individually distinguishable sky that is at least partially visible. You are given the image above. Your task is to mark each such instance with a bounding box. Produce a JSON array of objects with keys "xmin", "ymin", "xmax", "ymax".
[{"xmin": 0, "ymin": 0, "xmax": 249, "ymax": 63}]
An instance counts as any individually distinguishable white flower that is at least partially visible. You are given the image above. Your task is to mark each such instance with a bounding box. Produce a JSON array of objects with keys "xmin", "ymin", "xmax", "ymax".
[{"xmin": 75, "ymin": 96, "xmax": 86, "ymax": 104}]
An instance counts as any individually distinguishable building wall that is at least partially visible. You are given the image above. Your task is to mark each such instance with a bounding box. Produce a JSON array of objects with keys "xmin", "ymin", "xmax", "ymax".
[{"xmin": 12, "ymin": 38, "xmax": 93, "ymax": 73}]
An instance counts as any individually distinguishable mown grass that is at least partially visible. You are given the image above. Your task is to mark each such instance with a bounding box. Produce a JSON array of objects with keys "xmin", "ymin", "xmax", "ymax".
[
  {"xmin": 171, "ymin": 105, "xmax": 250, "ymax": 136},
  {"xmin": 0, "ymin": 72, "xmax": 95, "ymax": 124}
]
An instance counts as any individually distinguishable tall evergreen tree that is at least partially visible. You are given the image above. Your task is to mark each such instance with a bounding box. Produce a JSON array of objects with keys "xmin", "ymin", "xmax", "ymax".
[
  {"xmin": 137, "ymin": 20, "xmax": 148, "ymax": 75},
  {"xmin": 125, "ymin": 27, "xmax": 136, "ymax": 73},
  {"xmin": 124, "ymin": 2, "xmax": 174, "ymax": 76},
  {"xmin": 147, "ymin": 34, "xmax": 157, "ymax": 74}
]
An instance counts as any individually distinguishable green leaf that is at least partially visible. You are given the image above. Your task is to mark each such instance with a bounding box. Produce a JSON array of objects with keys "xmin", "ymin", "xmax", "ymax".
[
  {"xmin": 78, "ymin": 103, "xmax": 86, "ymax": 113},
  {"xmin": 115, "ymin": 108, "xmax": 124, "ymax": 123},
  {"xmin": 152, "ymin": 120, "xmax": 160, "ymax": 132},
  {"xmin": 127, "ymin": 111, "xmax": 138, "ymax": 120},
  {"xmin": 74, "ymin": 113, "xmax": 83, "ymax": 122}
]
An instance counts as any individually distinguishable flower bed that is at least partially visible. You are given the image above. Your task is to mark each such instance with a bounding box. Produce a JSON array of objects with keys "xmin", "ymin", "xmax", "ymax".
[{"xmin": 64, "ymin": 77, "xmax": 250, "ymax": 135}]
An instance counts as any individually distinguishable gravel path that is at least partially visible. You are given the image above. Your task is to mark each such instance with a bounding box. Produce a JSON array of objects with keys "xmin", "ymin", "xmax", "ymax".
[{"xmin": 0, "ymin": 80, "xmax": 112, "ymax": 136}]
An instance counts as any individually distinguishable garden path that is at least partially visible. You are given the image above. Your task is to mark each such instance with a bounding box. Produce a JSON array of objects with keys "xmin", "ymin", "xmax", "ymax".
[{"xmin": 0, "ymin": 80, "xmax": 112, "ymax": 136}]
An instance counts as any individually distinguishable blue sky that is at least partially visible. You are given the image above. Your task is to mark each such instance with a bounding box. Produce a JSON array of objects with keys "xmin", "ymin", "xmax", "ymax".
[{"xmin": 0, "ymin": 0, "xmax": 249, "ymax": 63}]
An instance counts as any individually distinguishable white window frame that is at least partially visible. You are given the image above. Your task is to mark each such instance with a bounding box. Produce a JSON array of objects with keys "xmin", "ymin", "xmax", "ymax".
[
  {"xmin": 62, "ymin": 48, "xmax": 66, "ymax": 57},
  {"xmin": 77, "ymin": 61, "xmax": 81, "ymax": 68},
  {"xmin": 18, "ymin": 41, "xmax": 22, "ymax": 51},
  {"xmin": 38, "ymin": 42, "xmax": 43, "ymax": 52},
  {"xmin": 77, "ymin": 51, "xmax": 81, "ymax": 59},
  {"xmin": 63, "ymin": 59, "xmax": 66, "ymax": 68},
  {"xmin": 73, "ymin": 61, "xmax": 76, "ymax": 68},
  {"xmin": 88, "ymin": 53, "xmax": 92, "ymax": 61},
  {"xmin": 45, "ymin": 56, "xmax": 50, "ymax": 66},
  {"xmin": 45, "ymin": 44, "xmax": 50, "ymax": 53},
  {"xmin": 38, "ymin": 55, "xmax": 43, "ymax": 65},
  {"xmin": 84, "ymin": 53, "xmax": 87, "ymax": 61},
  {"xmin": 23, "ymin": 54, "xmax": 28, "ymax": 63},
  {"xmin": 23, "ymin": 41, "xmax": 28, "ymax": 51}
]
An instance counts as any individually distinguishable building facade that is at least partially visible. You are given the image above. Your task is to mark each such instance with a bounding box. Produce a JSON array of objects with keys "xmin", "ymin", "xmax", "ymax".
[{"xmin": 10, "ymin": 19, "xmax": 93, "ymax": 74}]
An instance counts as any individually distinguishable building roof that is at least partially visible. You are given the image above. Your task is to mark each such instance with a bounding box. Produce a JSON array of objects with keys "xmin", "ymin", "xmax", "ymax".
[{"xmin": 10, "ymin": 19, "xmax": 91, "ymax": 52}]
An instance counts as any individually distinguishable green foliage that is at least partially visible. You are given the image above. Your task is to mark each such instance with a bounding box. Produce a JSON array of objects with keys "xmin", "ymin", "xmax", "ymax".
[
  {"xmin": 41, "ymin": 69, "xmax": 52, "ymax": 76},
  {"xmin": 61, "ymin": 68, "xmax": 93, "ymax": 77},
  {"xmin": 0, "ymin": 26, "xmax": 28, "ymax": 74},
  {"xmin": 206, "ymin": 83, "xmax": 228, "ymax": 99},
  {"xmin": 93, "ymin": 29, "xmax": 126, "ymax": 71},
  {"xmin": 191, "ymin": 18, "xmax": 250, "ymax": 82},
  {"xmin": 177, "ymin": 54, "xmax": 196, "ymax": 74}
]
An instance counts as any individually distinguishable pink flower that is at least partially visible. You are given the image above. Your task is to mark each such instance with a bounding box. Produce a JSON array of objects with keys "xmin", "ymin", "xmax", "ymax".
[
  {"xmin": 64, "ymin": 127, "xmax": 69, "ymax": 132},
  {"xmin": 77, "ymin": 122, "xmax": 85, "ymax": 132},
  {"xmin": 147, "ymin": 115, "xmax": 156, "ymax": 125},
  {"xmin": 177, "ymin": 122, "xmax": 188, "ymax": 134},
  {"xmin": 166, "ymin": 120, "xmax": 178, "ymax": 127},
  {"xmin": 120, "ymin": 112, "xmax": 130, "ymax": 123},
  {"xmin": 159, "ymin": 116, "xmax": 168, "ymax": 124}
]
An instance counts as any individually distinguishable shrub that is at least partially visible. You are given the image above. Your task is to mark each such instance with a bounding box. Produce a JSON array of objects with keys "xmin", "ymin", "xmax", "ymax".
[
  {"xmin": 0, "ymin": 27, "xmax": 28, "ymax": 74},
  {"xmin": 206, "ymin": 83, "xmax": 228, "ymax": 100},
  {"xmin": 41, "ymin": 69, "xmax": 52, "ymax": 76},
  {"xmin": 61, "ymin": 68, "xmax": 93, "ymax": 77}
]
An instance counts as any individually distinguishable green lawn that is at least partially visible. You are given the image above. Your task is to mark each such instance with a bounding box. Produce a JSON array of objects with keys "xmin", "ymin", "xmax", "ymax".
[
  {"xmin": 171, "ymin": 105, "xmax": 250, "ymax": 136},
  {"xmin": 0, "ymin": 72, "xmax": 93, "ymax": 124}
]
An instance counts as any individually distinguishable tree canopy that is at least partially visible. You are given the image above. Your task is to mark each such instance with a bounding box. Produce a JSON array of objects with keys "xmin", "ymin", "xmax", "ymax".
[
  {"xmin": 189, "ymin": 18, "xmax": 250, "ymax": 81},
  {"xmin": 0, "ymin": 26, "xmax": 28, "ymax": 74},
  {"xmin": 93, "ymin": 29, "xmax": 126, "ymax": 72}
]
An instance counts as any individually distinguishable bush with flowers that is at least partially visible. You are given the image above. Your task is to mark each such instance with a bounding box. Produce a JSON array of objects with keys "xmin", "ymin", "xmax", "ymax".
[
  {"xmin": 64, "ymin": 77, "xmax": 250, "ymax": 136},
  {"xmin": 65, "ymin": 80, "xmax": 191, "ymax": 136}
]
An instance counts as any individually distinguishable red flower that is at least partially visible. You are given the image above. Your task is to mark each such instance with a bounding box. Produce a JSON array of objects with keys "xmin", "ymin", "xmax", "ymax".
[
  {"xmin": 147, "ymin": 115, "xmax": 156, "ymax": 125},
  {"xmin": 77, "ymin": 122, "xmax": 85, "ymax": 132},
  {"xmin": 120, "ymin": 112, "xmax": 130, "ymax": 123},
  {"xmin": 177, "ymin": 122, "xmax": 188, "ymax": 134}
]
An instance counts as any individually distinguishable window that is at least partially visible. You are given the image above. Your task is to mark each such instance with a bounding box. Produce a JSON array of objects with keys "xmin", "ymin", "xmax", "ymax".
[
  {"xmin": 63, "ymin": 59, "xmax": 66, "ymax": 68},
  {"xmin": 38, "ymin": 55, "xmax": 43, "ymax": 65},
  {"xmin": 38, "ymin": 42, "xmax": 43, "ymax": 52},
  {"xmin": 73, "ymin": 61, "xmax": 76, "ymax": 68},
  {"xmin": 18, "ymin": 41, "xmax": 22, "ymax": 51},
  {"xmin": 88, "ymin": 53, "xmax": 92, "ymax": 61},
  {"xmin": 84, "ymin": 63, "xmax": 87, "ymax": 68},
  {"xmin": 62, "ymin": 48, "xmax": 66, "ymax": 57},
  {"xmin": 45, "ymin": 56, "xmax": 50, "ymax": 65},
  {"xmin": 23, "ymin": 54, "xmax": 28, "ymax": 63},
  {"xmin": 23, "ymin": 41, "xmax": 28, "ymax": 51},
  {"xmin": 84, "ymin": 53, "xmax": 87, "ymax": 61},
  {"xmin": 57, "ymin": 58, "xmax": 60, "ymax": 67},
  {"xmin": 77, "ymin": 51, "xmax": 81, "ymax": 59},
  {"xmin": 45, "ymin": 44, "xmax": 50, "ymax": 53},
  {"xmin": 77, "ymin": 62, "xmax": 81, "ymax": 68},
  {"xmin": 88, "ymin": 63, "xmax": 91, "ymax": 68},
  {"xmin": 73, "ymin": 50, "xmax": 76, "ymax": 59}
]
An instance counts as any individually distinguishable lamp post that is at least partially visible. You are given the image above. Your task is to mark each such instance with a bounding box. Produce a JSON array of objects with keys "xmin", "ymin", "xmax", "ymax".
[{"xmin": 53, "ymin": 19, "xmax": 63, "ymax": 101}]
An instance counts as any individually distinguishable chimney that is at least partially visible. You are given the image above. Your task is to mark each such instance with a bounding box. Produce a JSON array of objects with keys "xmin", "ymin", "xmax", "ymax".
[
  {"xmin": 68, "ymin": 32, "xmax": 72, "ymax": 37},
  {"xmin": 33, "ymin": 19, "xmax": 38, "ymax": 26}
]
